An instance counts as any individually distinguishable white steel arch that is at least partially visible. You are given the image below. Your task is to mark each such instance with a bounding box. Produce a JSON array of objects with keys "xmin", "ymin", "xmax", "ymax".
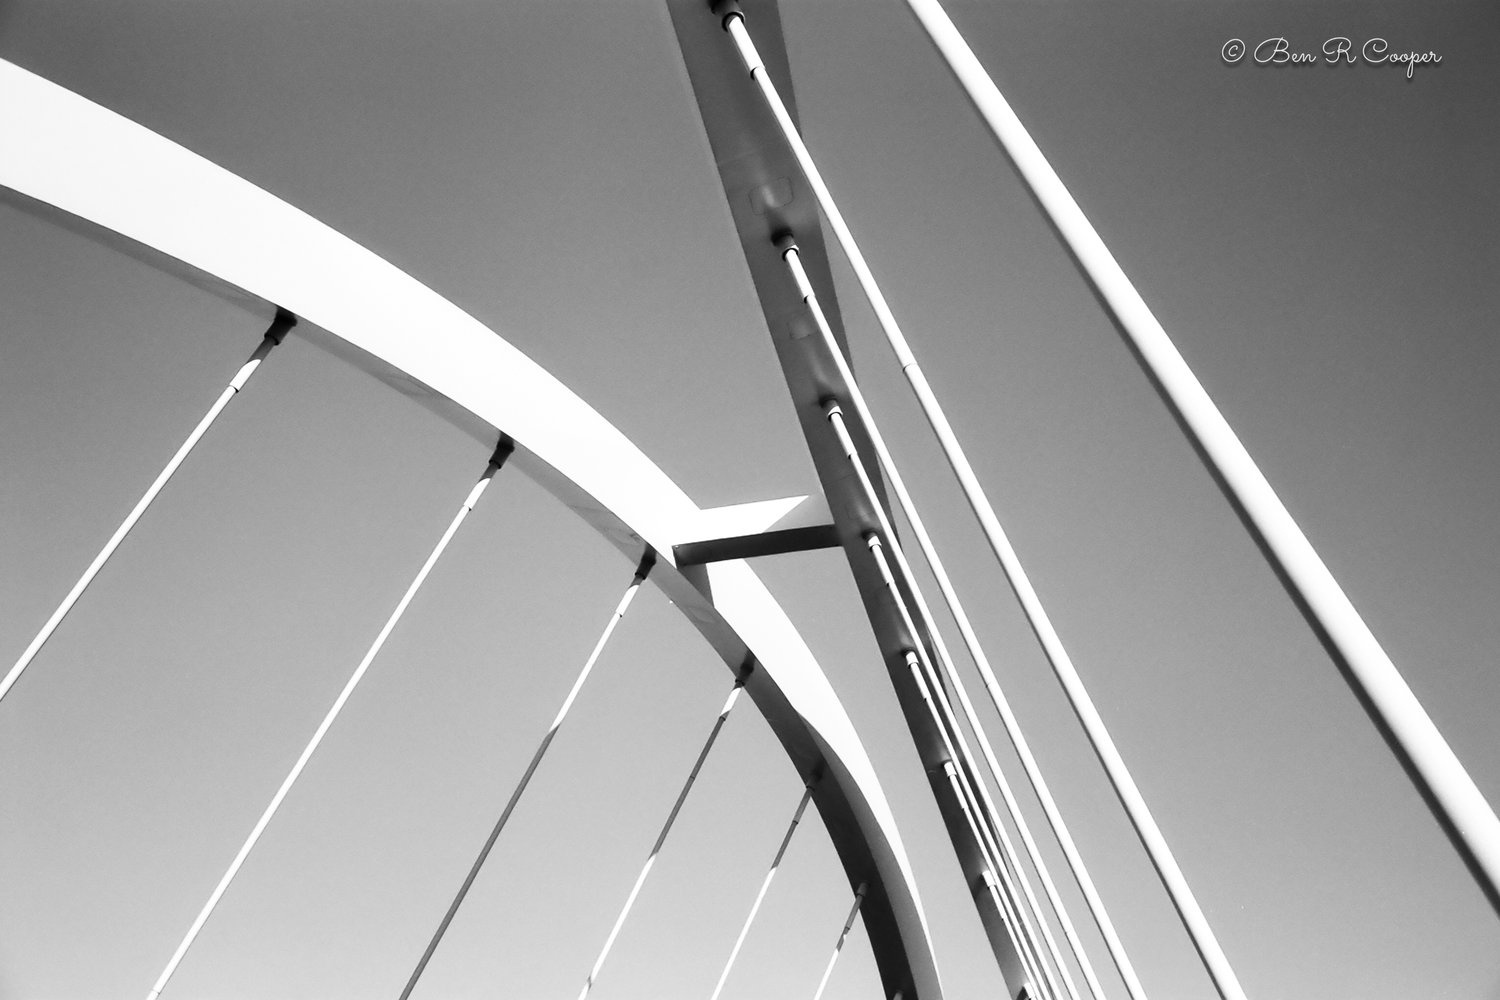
[{"xmin": 0, "ymin": 57, "xmax": 943, "ymax": 1000}]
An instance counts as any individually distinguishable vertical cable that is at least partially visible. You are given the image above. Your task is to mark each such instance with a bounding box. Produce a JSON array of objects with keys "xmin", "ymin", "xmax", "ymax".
[
  {"xmin": 726, "ymin": 9, "xmax": 1251, "ymax": 994},
  {"xmin": 810, "ymin": 882, "xmax": 868, "ymax": 1000},
  {"xmin": 1, "ymin": 308, "xmax": 297, "ymax": 709},
  {"xmin": 143, "ymin": 441, "xmax": 513, "ymax": 1000},
  {"xmin": 903, "ymin": 0, "xmax": 1500, "ymax": 925},
  {"xmin": 707, "ymin": 782, "xmax": 816, "ymax": 1000},
  {"xmin": 825, "ymin": 404, "xmax": 1075, "ymax": 1000},
  {"xmin": 398, "ymin": 552, "xmax": 655, "ymax": 999},
  {"xmin": 577, "ymin": 680, "xmax": 747, "ymax": 1000},
  {"xmin": 785, "ymin": 241, "xmax": 1127, "ymax": 1000}
]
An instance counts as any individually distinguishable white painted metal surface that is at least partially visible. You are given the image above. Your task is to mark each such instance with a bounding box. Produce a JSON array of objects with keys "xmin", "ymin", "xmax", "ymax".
[
  {"xmin": 897, "ymin": 2, "xmax": 1500, "ymax": 934},
  {"xmin": 727, "ymin": 11, "xmax": 1248, "ymax": 998},
  {"xmin": 785, "ymin": 241, "xmax": 1126, "ymax": 1000},
  {"xmin": 823, "ymin": 401, "xmax": 1077, "ymax": 1000},
  {"xmin": 0, "ymin": 56, "xmax": 942, "ymax": 1000}
]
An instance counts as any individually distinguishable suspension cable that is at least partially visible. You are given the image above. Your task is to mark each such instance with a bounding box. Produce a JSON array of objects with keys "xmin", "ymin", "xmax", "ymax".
[
  {"xmin": 726, "ymin": 10, "xmax": 1247, "ymax": 995},
  {"xmin": 911, "ymin": 662, "xmax": 1047, "ymax": 1000},
  {"xmin": 810, "ymin": 882, "xmax": 868, "ymax": 1000},
  {"xmin": 869, "ymin": 537, "xmax": 1068, "ymax": 1000},
  {"xmin": 577, "ymin": 679, "xmax": 747, "ymax": 1000},
  {"xmin": 904, "ymin": 649, "xmax": 1057, "ymax": 1000},
  {"xmin": 938, "ymin": 757, "xmax": 1044, "ymax": 1000},
  {"xmin": 902, "ymin": 0, "xmax": 1500, "ymax": 922},
  {"xmin": 707, "ymin": 781, "xmax": 816, "ymax": 1000},
  {"xmin": 902, "ymin": 641, "xmax": 1064, "ymax": 1000},
  {"xmin": 143, "ymin": 440, "xmax": 513, "ymax": 1000},
  {"xmin": 784, "ymin": 238, "xmax": 1126, "ymax": 1000},
  {"xmin": 1, "ymin": 308, "xmax": 297, "ymax": 710},
  {"xmin": 398, "ymin": 551, "xmax": 656, "ymax": 1000},
  {"xmin": 824, "ymin": 404, "xmax": 1077, "ymax": 1000}
]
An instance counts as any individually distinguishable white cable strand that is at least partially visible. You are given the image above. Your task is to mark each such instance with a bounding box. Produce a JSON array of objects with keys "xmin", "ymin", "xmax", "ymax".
[
  {"xmin": 826, "ymin": 403, "xmax": 1075, "ymax": 1000},
  {"xmin": 786, "ymin": 242, "xmax": 1126, "ymax": 1000},
  {"xmin": 728, "ymin": 11, "xmax": 1250, "ymax": 996},
  {"xmin": 901, "ymin": 0, "xmax": 1500, "ymax": 931},
  {"xmin": 911, "ymin": 658, "xmax": 1049, "ymax": 1000},
  {"xmin": 810, "ymin": 882, "xmax": 868, "ymax": 1000},
  {"xmin": 939, "ymin": 757, "xmax": 1044, "ymax": 1000},
  {"xmin": 399, "ymin": 555, "xmax": 654, "ymax": 999},
  {"xmin": 144, "ymin": 443, "xmax": 510, "ymax": 1000},
  {"xmin": 868, "ymin": 539, "xmax": 1066, "ymax": 1000},
  {"xmin": 707, "ymin": 783, "xmax": 815, "ymax": 1000},
  {"xmin": 577, "ymin": 682, "xmax": 746, "ymax": 1000},
  {"xmin": 2, "ymin": 310, "xmax": 296, "ymax": 709}
]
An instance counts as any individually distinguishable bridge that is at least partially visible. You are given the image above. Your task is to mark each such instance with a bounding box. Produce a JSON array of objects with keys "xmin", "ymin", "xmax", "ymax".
[{"xmin": 1, "ymin": 2, "xmax": 1497, "ymax": 998}]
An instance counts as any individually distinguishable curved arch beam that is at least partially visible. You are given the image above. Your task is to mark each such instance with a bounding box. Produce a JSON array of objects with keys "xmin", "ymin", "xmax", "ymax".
[{"xmin": 0, "ymin": 58, "xmax": 942, "ymax": 999}]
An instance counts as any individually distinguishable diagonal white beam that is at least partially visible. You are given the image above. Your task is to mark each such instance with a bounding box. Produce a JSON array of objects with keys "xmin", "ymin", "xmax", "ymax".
[
  {"xmin": 144, "ymin": 443, "xmax": 512, "ymax": 1000},
  {"xmin": 0, "ymin": 56, "xmax": 945, "ymax": 997},
  {"xmin": 707, "ymin": 782, "xmax": 816, "ymax": 1000},
  {"xmin": 784, "ymin": 239, "xmax": 1126, "ymax": 1000},
  {"xmin": 725, "ymin": 11, "xmax": 1251, "ymax": 998},
  {"xmin": 865, "ymin": 545, "xmax": 1067, "ymax": 1000},
  {"xmin": 898, "ymin": 0, "xmax": 1500, "ymax": 927},
  {"xmin": 811, "ymin": 882, "xmax": 868, "ymax": 1000},
  {"xmin": 398, "ymin": 554, "xmax": 655, "ymax": 1000},
  {"xmin": 577, "ymin": 681, "xmax": 746, "ymax": 1000},
  {"xmin": 824, "ymin": 399, "xmax": 1077, "ymax": 1000},
  {"xmin": 0, "ymin": 308, "xmax": 295, "ymax": 709}
]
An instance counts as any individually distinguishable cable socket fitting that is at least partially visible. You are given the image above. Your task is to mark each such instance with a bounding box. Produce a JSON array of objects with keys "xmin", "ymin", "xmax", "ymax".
[
  {"xmin": 264, "ymin": 306, "xmax": 298, "ymax": 345},
  {"xmin": 487, "ymin": 437, "xmax": 516, "ymax": 470},
  {"xmin": 711, "ymin": 0, "xmax": 742, "ymax": 28}
]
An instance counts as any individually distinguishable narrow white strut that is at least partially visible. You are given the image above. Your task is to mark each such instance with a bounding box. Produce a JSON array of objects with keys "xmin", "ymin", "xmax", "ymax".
[
  {"xmin": 937, "ymin": 758, "xmax": 1040, "ymax": 1000},
  {"xmin": 810, "ymin": 882, "xmax": 868, "ymax": 1000},
  {"xmin": 727, "ymin": 11, "xmax": 1249, "ymax": 997},
  {"xmin": 870, "ymin": 554, "xmax": 1066, "ymax": 1000},
  {"xmin": 143, "ymin": 442, "xmax": 512, "ymax": 1000},
  {"xmin": 900, "ymin": 627, "xmax": 1066, "ymax": 1000},
  {"xmin": 901, "ymin": 0, "xmax": 1500, "ymax": 923},
  {"xmin": 0, "ymin": 308, "xmax": 296, "ymax": 710},
  {"xmin": 577, "ymin": 681, "xmax": 746, "ymax": 1000},
  {"xmin": 398, "ymin": 553, "xmax": 655, "ymax": 1000},
  {"xmin": 707, "ymin": 782, "xmax": 816, "ymax": 1000},
  {"xmin": 0, "ymin": 55, "xmax": 949, "ymax": 996},
  {"xmin": 824, "ymin": 404, "xmax": 1077, "ymax": 1000},
  {"xmin": 912, "ymin": 660, "xmax": 1045, "ymax": 1000},
  {"xmin": 785, "ymin": 240, "xmax": 1127, "ymax": 1000},
  {"xmin": 898, "ymin": 649, "xmax": 1059, "ymax": 1000}
]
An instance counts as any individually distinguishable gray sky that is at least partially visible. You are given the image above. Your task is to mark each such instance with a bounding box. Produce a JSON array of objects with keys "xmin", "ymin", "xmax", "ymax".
[{"xmin": 1, "ymin": 1, "xmax": 1497, "ymax": 998}]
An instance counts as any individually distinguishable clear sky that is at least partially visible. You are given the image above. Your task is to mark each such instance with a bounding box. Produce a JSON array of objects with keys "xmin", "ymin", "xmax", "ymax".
[{"xmin": 1, "ymin": 2, "xmax": 1497, "ymax": 999}]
